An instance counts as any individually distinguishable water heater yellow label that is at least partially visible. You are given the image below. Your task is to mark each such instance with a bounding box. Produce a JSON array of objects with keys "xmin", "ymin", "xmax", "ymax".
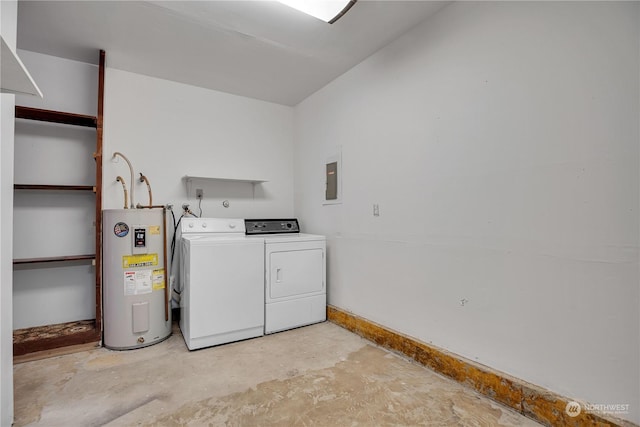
[
  {"xmin": 152, "ymin": 268, "xmax": 165, "ymax": 290},
  {"xmin": 149, "ymin": 225, "xmax": 161, "ymax": 235},
  {"xmin": 122, "ymin": 253, "xmax": 159, "ymax": 268}
]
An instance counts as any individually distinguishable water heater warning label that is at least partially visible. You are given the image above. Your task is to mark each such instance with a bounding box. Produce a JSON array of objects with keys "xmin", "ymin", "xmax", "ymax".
[
  {"xmin": 124, "ymin": 270, "xmax": 152, "ymax": 296},
  {"xmin": 122, "ymin": 253, "xmax": 158, "ymax": 268},
  {"xmin": 152, "ymin": 268, "xmax": 165, "ymax": 290}
]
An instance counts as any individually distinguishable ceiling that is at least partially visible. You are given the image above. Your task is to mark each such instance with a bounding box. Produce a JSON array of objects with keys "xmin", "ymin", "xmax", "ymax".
[{"xmin": 16, "ymin": 1, "xmax": 448, "ymax": 106}]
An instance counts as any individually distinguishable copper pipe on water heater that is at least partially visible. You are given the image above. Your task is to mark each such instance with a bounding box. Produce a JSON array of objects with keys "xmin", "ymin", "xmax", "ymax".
[
  {"xmin": 115, "ymin": 176, "xmax": 128, "ymax": 209},
  {"xmin": 139, "ymin": 173, "xmax": 153, "ymax": 208},
  {"xmin": 162, "ymin": 207, "xmax": 169, "ymax": 322}
]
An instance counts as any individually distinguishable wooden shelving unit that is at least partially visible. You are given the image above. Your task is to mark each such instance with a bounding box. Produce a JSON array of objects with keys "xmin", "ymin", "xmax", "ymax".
[{"xmin": 12, "ymin": 50, "xmax": 105, "ymax": 357}]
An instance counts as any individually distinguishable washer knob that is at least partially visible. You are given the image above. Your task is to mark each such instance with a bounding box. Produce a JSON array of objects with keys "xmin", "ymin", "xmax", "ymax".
[
  {"xmin": 229, "ymin": 223, "xmax": 236, "ymax": 229},
  {"xmin": 202, "ymin": 222, "xmax": 207, "ymax": 228},
  {"xmin": 188, "ymin": 222, "xmax": 194, "ymax": 228}
]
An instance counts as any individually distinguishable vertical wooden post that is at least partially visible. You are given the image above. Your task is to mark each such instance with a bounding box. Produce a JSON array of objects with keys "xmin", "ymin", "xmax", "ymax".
[{"xmin": 94, "ymin": 50, "xmax": 105, "ymax": 341}]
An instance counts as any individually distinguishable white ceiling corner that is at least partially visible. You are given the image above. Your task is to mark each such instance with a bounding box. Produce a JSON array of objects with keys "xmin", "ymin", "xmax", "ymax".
[{"xmin": 16, "ymin": 0, "xmax": 449, "ymax": 106}]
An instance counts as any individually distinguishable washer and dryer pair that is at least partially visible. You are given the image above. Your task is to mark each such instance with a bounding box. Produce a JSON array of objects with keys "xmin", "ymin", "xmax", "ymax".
[{"xmin": 180, "ymin": 218, "xmax": 325, "ymax": 350}]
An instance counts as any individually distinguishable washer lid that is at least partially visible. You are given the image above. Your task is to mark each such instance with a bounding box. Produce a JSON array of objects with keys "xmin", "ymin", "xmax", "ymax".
[
  {"xmin": 261, "ymin": 233, "xmax": 325, "ymax": 243},
  {"xmin": 183, "ymin": 234, "xmax": 264, "ymax": 244}
]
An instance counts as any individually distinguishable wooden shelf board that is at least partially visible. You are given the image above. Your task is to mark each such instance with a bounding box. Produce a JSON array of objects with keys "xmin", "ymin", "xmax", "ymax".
[
  {"xmin": 13, "ymin": 254, "xmax": 95, "ymax": 265},
  {"xmin": 13, "ymin": 320, "xmax": 100, "ymax": 357},
  {"xmin": 15, "ymin": 106, "xmax": 97, "ymax": 128},
  {"xmin": 14, "ymin": 184, "xmax": 95, "ymax": 192}
]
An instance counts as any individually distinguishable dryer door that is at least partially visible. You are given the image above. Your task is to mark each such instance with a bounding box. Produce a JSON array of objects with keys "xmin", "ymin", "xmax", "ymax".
[{"xmin": 266, "ymin": 241, "xmax": 325, "ymax": 302}]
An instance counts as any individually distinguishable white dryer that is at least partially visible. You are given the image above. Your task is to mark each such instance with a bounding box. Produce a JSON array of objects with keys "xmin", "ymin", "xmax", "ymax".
[
  {"xmin": 245, "ymin": 219, "xmax": 326, "ymax": 334},
  {"xmin": 180, "ymin": 218, "xmax": 264, "ymax": 350}
]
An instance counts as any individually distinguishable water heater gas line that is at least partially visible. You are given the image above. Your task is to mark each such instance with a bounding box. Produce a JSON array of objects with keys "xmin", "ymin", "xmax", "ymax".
[{"xmin": 112, "ymin": 152, "xmax": 135, "ymax": 208}]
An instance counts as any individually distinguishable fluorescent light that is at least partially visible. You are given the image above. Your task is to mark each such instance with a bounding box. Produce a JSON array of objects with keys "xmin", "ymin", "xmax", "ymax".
[{"xmin": 278, "ymin": 0, "xmax": 354, "ymax": 23}]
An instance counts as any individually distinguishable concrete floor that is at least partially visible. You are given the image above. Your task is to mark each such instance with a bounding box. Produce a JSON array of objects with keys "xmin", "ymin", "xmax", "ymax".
[{"xmin": 14, "ymin": 322, "xmax": 541, "ymax": 426}]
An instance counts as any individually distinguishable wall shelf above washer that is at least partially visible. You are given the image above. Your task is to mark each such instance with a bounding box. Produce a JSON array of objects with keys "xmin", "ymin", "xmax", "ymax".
[
  {"xmin": 183, "ymin": 175, "xmax": 268, "ymax": 184},
  {"xmin": 182, "ymin": 175, "xmax": 268, "ymax": 199}
]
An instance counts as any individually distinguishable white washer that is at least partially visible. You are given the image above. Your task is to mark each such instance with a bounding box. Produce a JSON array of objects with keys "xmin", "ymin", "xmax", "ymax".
[
  {"xmin": 246, "ymin": 219, "xmax": 326, "ymax": 334},
  {"xmin": 180, "ymin": 218, "xmax": 264, "ymax": 350}
]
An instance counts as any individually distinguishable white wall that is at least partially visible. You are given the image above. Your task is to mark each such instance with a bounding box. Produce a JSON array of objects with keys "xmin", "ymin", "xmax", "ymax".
[
  {"xmin": 103, "ymin": 68, "xmax": 294, "ymax": 218},
  {"xmin": 1, "ymin": 1, "xmax": 18, "ymax": 423},
  {"xmin": 294, "ymin": 2, "xmax": 639, "ymax": 423},
  {"xmin": 103, "ymin": 68, "xmax": 294, "ymax": 303},
  {"xmin": 11, "ymin": 53, "xmax": 294, "ymax": 328}
]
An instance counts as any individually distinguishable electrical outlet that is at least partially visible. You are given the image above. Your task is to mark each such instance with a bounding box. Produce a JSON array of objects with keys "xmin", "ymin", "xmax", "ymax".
[
  {"xmin": 196, "ymin": 189, "xmax": 203, "ymax": 199},
  {"xmin": 373, "ymin": 203, "xmax": 380, "ymax": 217}
]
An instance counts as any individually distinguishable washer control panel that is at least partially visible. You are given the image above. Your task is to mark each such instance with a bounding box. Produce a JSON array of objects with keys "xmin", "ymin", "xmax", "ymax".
[
  {"xmin": 245, "ymin": 219, "xmax": 300, "ymax": 235},
  {"xmin": 181, "ymin": 218, "xmax": 245, "ymax": 234}
]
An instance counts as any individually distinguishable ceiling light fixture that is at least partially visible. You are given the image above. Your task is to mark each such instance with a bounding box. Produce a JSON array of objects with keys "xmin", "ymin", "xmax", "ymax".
[{"xmin": 278, "ymin": 0, "xmax": 357, "ymax": 24}]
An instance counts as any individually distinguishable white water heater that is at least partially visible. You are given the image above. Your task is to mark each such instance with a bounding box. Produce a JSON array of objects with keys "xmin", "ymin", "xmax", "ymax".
[{"xmin": 103, "ymin": 208, "xmax": 171, "ymax": 349}]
